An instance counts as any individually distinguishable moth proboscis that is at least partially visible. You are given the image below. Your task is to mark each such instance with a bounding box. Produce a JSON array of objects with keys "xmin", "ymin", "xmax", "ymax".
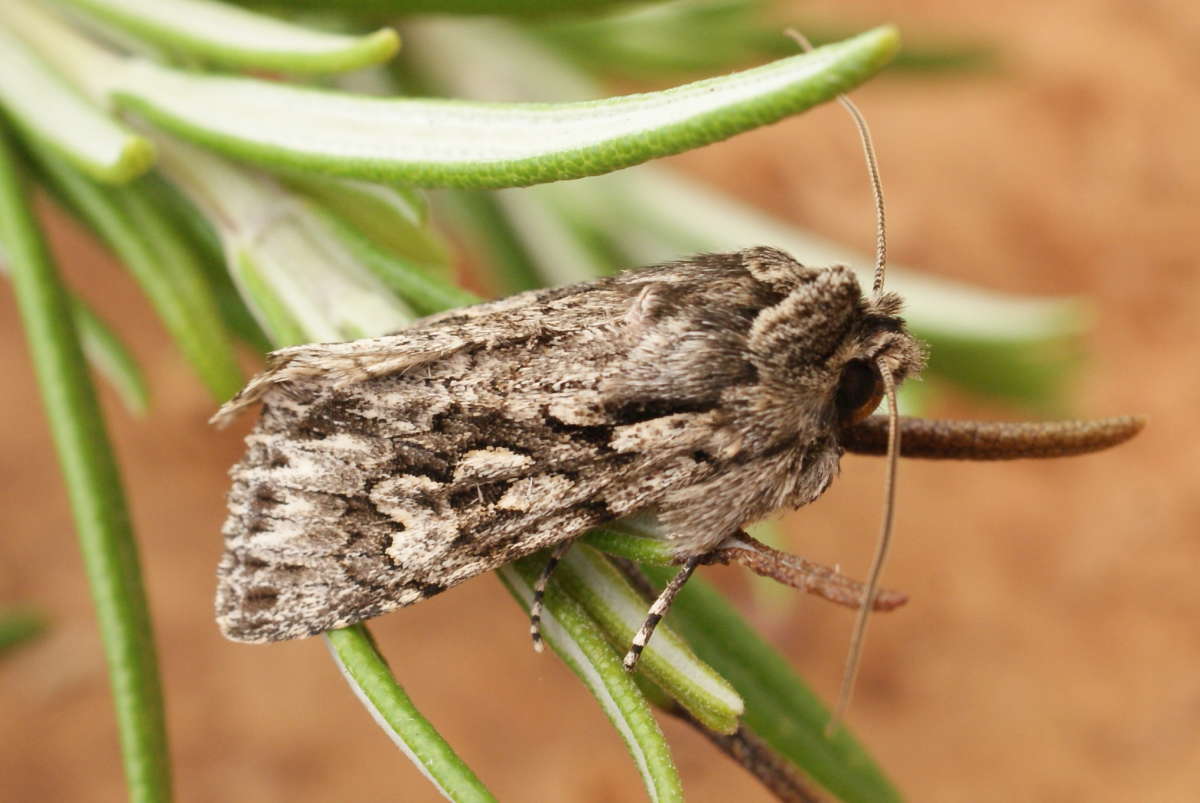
[{"xmin": 211, "ymin": 64, "xmax": 1143, "ymax": 728}]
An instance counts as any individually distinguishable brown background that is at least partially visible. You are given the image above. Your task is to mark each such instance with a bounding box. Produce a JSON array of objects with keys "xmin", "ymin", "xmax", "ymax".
[{"xmin": 2, "ymin": 1, "xmax": 1198, "ymax": 801}]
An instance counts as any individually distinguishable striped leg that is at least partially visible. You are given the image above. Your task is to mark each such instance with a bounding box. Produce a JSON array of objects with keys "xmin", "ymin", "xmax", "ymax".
[
  {"xmin": 529, "ymin": 540, "xmax": 574, "ymax": 652},
  {"xmin": 623, "ymin": 556, "xmax": 702, "ymax": 672}
]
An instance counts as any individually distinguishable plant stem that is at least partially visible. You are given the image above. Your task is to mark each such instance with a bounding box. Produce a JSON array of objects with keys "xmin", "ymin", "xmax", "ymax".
[{"xmin": 664, "ymin": 704, "xmax": 824, "ymax": 803}]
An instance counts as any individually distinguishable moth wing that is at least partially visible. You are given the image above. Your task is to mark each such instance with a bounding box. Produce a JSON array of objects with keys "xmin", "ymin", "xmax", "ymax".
[
  {"xmin": 216, "ymin": 278, "xmax": 714, "ymax": 642},
  {"xmin": 211, "ymin": 281, "xmax": 624, "ymax": 426},
  {"xmin": 215, "ymin": 381, "xmax": 712, "ymax": 642},
  {"xmin": 217, "ymin": 247, "xmax": 825, "ymax": 642},
  {"xmin": 217, "ymin": 438, "xmax": 611, "ymax": 643}
]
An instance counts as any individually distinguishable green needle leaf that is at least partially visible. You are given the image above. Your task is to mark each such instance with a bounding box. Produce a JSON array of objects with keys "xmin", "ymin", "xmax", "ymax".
[
  {"xmin": 554, "ymin": 546, "xmax": 744, "ymax": 735},
  {"xmin": 68, "ymin": 295, "xmax": 152, "ymax": 416},
  {"xmin": 583, "ymin": 520, "xmax": 677, "ymax": 566},
  {"xmin": 107, "ymin": 26, "xmax": 900, "ymax": 187},
  {"xmin": 0, "ymin": 123, "xmax": 171, "ymax": 803},
  {"xmin": 326, "ymin": 626, "xmax": 498, "ymax": 803},
  {"xmin": 501, "ymin": 561, "xmax": 685, "ymax": 802},
  {"xmin": 642, "ymin": 566, "xmax": 901, "ymax": 803},
  {"xmin": 314, "ymin": 208, "xmax": 479, "ymax": 316},
  {"xmin": 56, "ymin": 0, "xmax": 400, "ymax": 74},
  {"xmin": 148, "ymin": 133, "xmax": 415, "ymax": 345},
  {"xmin": 0, "ymin": 20, "xmax": 152, "ymax": 183},
  {"xmin": 284, "ymin": 174, "xmax": 451, "ymax": 268},
  {"xmin": 29, "ymin": 143, "xmax": 244, "ymax": 403},
  {"xmin": 1, "ymin": 241, "xmax": 151, "ymax": 416}
]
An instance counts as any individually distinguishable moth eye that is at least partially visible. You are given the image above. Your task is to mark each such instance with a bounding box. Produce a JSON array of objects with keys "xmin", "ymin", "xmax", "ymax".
[{"xmin": 836, "ymin": 359, "xmax": 884, "ymax": 424}]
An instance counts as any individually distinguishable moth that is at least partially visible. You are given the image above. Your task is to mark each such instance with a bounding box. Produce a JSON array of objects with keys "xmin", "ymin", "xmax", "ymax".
[
  {"xmin": 211, "ymin": 77, "xmax": 1142, "ymax": 713},
  {"xmin": 211, "ymin": 241, "xmax": 1140, "ymax": 657},
  {"xmin": 213, "ymin": 244, "xmax": 922, "ymax": 639}
]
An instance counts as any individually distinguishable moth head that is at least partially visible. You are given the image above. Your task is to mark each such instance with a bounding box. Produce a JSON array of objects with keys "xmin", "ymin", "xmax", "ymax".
[{"xmin": 832, "ymin": 293, "xmax": 926, "ymax": 429}]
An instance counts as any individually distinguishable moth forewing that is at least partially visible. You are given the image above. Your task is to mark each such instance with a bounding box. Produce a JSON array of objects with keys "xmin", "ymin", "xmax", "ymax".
[{"xmin": 215, "ymin": 247, "xmax": 922, "ymax": 645}]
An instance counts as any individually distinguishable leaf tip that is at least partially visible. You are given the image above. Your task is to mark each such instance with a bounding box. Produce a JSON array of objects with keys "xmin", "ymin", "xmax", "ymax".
[
  {"xmin": 107, "ymin": 136, "xmax": 157, "ymax": 184},
  {"xmin": 855, "ymin": 24, "xmax": 902, "ymax": 70},
  {"xmin": 367, "ymin": 28, "xmax": 402, "ymax": 62}
]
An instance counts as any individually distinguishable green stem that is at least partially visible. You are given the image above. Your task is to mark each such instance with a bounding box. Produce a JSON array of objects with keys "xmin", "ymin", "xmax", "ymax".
[{"xmin": 0, "ymin": 125, "xmax": 171, "ymax": 801}]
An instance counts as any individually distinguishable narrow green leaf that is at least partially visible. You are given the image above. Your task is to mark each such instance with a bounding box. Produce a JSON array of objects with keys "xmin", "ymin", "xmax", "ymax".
[
  {"xmin": 533, "ymin": 0, "xmax": 771, "ymax": 78},
  {"xmin": 501, "ymin": 561, "xmax": 685, "ymax": 802},
  {"xmin": 326, "ymin": 626, "xmax": 498, "ymax": 803},
  {"xmin": 0, "ymin": 18, "xmax": 152, "ymax": 183},
  {"xmin": 133, "ymin": 175, "xmax": 273, "ymax": 353},
  {"xmin": 29, "ymin": 143, "xmax": 243, "ymax": 402},
  {"xmin": 315, "ymin": 208, "xmax": 479, "ymax": 316},
  {"xmin": 117, "ymin": 184, "xmax": 244, "ymax": 399},
  {"xmin": 642, "ymin": 566, "xmax": 901, "ymax": 803},
  {"xmin": 0, "ymin": 608, "xmax": 47, "ymax": 654},
  {"xmin": 0, "ymin": 123, "xmax": 171, "ymax": 802},
  {"xmin": 148, "ymin": 132, "xmax": 415, "ymax": 345},
  {"xmin": 232, "ymin": 252, "xmax": 310, "ymax": 347},
  {"xmin": 284, "ymin": 174, "xmax": 452, "ymax": 268},
  {"xmin": 1, "ymin": 0, "xmax": 132, "ymax": 107},
  {"xmin": 436, "ymin": 190, "xmax": 545, "ymax": 295},
  {"xmin": 55, "ymin": 0, "xmax": 399, "ymax": 73},
  {"xmin": 1, "ymin": 240, "xmax": 151, "ymax": 415},
  {"xmin": 108, "ymin": 27, "xmax": 900, "ymax": 187},
  {"xmin": 489, "ymin": 187, "xmax": 613, "ymax": 285},
  {"xmin": 535, "ymin": 3, "xmax": 995, "ymax": 79},
  {"xmin": 554, "ymin": 546, "xmax": 744, "ymax": 734},
  {"xmin": 583, "ymin": 520, "xmax": 676, "ymax": 566},
  {"xmin": 69, "ymin": 295, "xmax": 152, "ymax": 416},
  {"xmin": 401, "ymin": 17, "xmax": 603, "ymax": 105}
]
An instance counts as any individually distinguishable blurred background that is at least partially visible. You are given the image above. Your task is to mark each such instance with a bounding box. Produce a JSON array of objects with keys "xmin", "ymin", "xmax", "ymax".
[{"xmin": 2, "ymin": 1, "xmax": 1197, "ymax": 801}]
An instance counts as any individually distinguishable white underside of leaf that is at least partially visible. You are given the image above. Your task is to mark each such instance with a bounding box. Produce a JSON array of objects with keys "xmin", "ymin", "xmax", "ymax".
[{"xmin": 0, "ymin": 22, "xmax": 146, "ymax": 180}]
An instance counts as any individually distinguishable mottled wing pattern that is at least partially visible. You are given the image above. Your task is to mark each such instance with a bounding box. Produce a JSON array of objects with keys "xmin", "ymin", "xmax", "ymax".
[{"xmin": 216, "ymin": 248, "xmax": 850, "ymax": 642}]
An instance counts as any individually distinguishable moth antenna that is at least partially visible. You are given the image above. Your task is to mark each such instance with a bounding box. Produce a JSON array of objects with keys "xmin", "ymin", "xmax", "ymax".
[
  {"xmin": 529, "ymin": 541, "xmax": 573, "ymax": 652},
  {"xmin": 785, "ymin": 29, "xmax": 889, "ymax": 294},
  {"xmin": 828, "ymin": 359, "xmax": 901, "ymax": 735}
]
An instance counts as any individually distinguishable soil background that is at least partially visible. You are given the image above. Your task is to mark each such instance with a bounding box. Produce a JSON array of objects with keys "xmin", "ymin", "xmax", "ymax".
[{"xmin": 2, "ymin": 2, "xmax": 1198, "ymax": 801}]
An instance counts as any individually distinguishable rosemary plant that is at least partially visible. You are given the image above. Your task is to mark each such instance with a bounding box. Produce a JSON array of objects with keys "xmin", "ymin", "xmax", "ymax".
[{"xmin": 0, "ymin": 2, "xmax": 1082, "ymax": 801}]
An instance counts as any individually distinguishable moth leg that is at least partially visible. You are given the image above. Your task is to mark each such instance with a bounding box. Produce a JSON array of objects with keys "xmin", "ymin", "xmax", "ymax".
[
  {"xmin": 529, "ymin": 540, "xmax": 575, "ymax": 653},
  {"xmin": 623, "ymin": 555, "xmax": 703, "ymax": 672}
]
